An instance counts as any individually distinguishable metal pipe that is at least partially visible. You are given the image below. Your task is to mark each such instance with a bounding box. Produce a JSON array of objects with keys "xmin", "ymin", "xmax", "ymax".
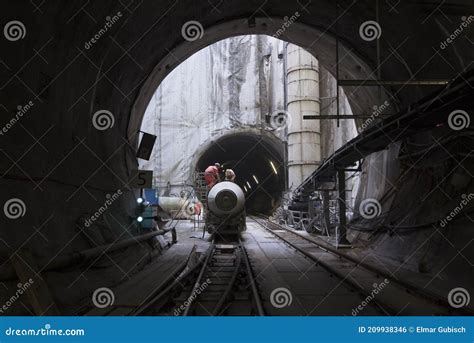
[
  {"xmin": 0, "ymin": 228, "xmax": 173, "ymax": 281},
  {"xmin": 158, "ymin": 196, "xmax": 187, "ymax": 213},
  {"xmin": 285, "ymin": 43, "xmax": 321, "ymax": 188},
  {"xmin": 338, "ymin": 80, "xmax": 450, "ymax": 86}
]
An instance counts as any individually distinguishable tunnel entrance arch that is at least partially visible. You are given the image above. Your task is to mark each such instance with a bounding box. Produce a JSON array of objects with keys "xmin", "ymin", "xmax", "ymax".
[
  {"xmin": 192, "ymin": 129, "xmax": 286, "ymax": 214},
  {"xmin": 128, "ymin": 17, "xmax": 391, "ymax": 146}
]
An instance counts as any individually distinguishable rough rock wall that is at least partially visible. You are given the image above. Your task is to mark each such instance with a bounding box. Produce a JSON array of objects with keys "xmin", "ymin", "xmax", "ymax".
[{"xmin": 351, "ymin": 127, "xmax": 474, "ymax": 289}]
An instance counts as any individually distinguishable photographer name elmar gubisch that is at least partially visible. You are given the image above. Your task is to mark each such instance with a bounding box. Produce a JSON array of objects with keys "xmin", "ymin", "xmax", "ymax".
[{"xmin": 416, "ymin": 326, "xmax": 466, "ymax": 334}]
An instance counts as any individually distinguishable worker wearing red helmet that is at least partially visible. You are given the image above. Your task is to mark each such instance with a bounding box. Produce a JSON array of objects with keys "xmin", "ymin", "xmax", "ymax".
[{"xmin": 204, "ymin": 163, "xmax": 222, "ymax": 189}]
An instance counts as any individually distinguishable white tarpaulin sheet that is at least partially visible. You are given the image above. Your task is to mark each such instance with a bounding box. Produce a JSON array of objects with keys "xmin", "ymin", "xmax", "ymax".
[{"xmin": 140, "ymin": 35, "xmax": 285, "ymax": 194}]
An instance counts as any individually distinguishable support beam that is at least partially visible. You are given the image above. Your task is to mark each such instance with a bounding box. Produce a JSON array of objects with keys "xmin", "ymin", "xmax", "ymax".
[
  {"xmin": 338, "ymin": 79, "xmax": 450, "ymax": 86},
  {"xmin": 303, "ymin": 114, "xmax": 391, "ymax": 120},
  {"xmin": 294, "ymin": 72, "xmax": 474, "ymax": 197},
  {"xmin": 336, "ymin": 170, "xmax": 351, "ymax": 247},
  {"xmin": 322, "ymin": 190, "xmax": 330, "ymax": 236}
]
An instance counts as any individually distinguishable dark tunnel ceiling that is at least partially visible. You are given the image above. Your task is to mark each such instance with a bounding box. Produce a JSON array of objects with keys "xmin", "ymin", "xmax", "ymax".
[{"xmin": 196, "ymin": 133, "xmax": 285, "ymax": 214}]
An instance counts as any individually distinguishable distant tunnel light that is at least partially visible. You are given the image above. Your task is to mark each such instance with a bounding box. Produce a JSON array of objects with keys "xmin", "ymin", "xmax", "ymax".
[
  {"xmin": 137, "ymin": 216, "xmax": 144, "ymax": 223},
  {"xmin": 270, "ymin": 161, "xmax": 278, "ymax": 175},
  {"xmin": 252, "ymin": 175, "xmax": 259, "ymax": 184},
  {"xmin": 243, "ymin": 185, "xmax": 247, "ymax": 192},
  {"xmin": 246, "ymin": 181, "xmax": 252, "ymax": 189},
  {"xmin": 137, "ymin": 197, "xmax": 144, "ymax": 204}
]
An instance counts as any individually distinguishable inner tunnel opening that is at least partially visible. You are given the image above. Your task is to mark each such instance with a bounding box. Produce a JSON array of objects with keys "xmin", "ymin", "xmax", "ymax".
[{"xmin": 195, "ymin": 132, "xmax": 285, "ymax": 215}]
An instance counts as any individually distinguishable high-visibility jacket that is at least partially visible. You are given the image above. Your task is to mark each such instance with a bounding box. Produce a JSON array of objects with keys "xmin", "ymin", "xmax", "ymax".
[{"xmin": 204, "ymin": 165, "xmax": 219, "ymax": 188}]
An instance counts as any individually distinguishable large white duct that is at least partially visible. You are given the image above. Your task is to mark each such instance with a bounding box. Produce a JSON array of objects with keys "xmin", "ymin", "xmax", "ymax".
[{"xmin": 286, "ymin": 44, "xmax": 321, "ymax": 189}]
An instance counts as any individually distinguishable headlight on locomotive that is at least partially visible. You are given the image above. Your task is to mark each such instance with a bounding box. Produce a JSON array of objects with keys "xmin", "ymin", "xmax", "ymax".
[{"xmin": 207, "ymin": 181, "xmax": 245, "ymax": 217}]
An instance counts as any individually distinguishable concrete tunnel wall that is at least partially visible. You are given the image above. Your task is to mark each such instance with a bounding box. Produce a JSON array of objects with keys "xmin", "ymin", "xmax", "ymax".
[{"xmin": 1, "ymin": 1, "xmax": 473, "ymax": 313}]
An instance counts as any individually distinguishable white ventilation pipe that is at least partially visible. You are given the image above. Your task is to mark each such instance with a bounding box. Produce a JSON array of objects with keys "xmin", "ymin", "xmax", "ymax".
[{"xmin": 286, "ymin": 44, "xmax": 321, "ymax": 189}]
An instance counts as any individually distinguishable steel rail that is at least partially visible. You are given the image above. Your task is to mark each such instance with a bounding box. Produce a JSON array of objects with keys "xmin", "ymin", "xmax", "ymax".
[
  {"xmin": 182, "ymin": 243, "xmax": 216, "ymax": 316},
  {"xmin": 240, "ymin": 241, "xmax": 266, "ymax": 316},
  {"xmin": 258, "ymin": 216, "xmax": 474, "ymax": 316},
  {"xmin": 252, "ymin": 216, "xmax": 394, "ymax": 316},
  {"xmin": 212, "ymin": 248, "xmax": 242, "ymax": 316},
  {"xmin": 133, "ymin": 244, "xmax": 212, "ymax": 316}
]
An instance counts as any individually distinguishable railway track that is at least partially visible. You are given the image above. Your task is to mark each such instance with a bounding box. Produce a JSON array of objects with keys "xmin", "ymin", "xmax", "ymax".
[
  {"xmin": 251, "ymin": 215, "xmax": 473, "ymax": 316},
  {"xmin": 135, "ymin": 238, "xmax": 265, "ymax": 316}
]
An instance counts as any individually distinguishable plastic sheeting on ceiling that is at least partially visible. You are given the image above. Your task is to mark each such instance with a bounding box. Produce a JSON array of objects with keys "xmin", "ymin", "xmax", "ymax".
[{"xmin": 139, "ymin": 35, "xmax": 286, "ymax": 195}]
